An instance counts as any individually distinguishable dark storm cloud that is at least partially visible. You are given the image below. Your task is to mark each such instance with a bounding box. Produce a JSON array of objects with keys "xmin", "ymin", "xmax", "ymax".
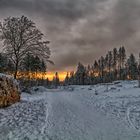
[
  {"xmin": 0, "ymin": 0, "xmax": 140, "ymax": 71},
  {"xmin": 0, "ymin": 0, "xmax": 94, "ymax": 19},
  {"xmin": 112, "ymin": 0, "xmax": 140, "ymax": 39}
]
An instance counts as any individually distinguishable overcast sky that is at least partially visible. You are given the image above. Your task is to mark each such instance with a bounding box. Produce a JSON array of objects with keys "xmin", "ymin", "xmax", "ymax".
[{"xmin": 0, "ymin": 0, "xmax": 140, "ymax": 72}]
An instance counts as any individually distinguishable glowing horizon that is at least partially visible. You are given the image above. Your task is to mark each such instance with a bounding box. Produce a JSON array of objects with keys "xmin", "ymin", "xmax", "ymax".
[
  {"xmin": 45, "ymin": 72, "xmax": 68, "ymax": 81},
  {"xmin": 16, "ymin": 71, "xmax": 69, "ymax": 81}
]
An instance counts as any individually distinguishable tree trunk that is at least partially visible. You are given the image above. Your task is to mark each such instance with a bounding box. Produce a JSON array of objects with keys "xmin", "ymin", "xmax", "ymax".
[
  {"xmin": 139, "ymin": 77, "xmax": 140, "ymax": 88},
  {"xmin": 139, "ymin": 68, "xmax": 140, "ymax": 88},
  {"xmin": 14, "ymin": 62, "xmax": 19, "ymax": 79},
  {"xmin": 14, "ymin": 70, "xmax": 18, "ymax": 79},
  {"xmin": 137, "ymin": 65, "xmax": 140, "ymax": 87}
]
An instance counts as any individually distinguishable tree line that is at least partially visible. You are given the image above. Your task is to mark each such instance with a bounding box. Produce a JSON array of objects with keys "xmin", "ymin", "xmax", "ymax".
[
  {"xmin": 65, "ymin": 47, "xmax": 140, "ymax": 85},
  {"xmin": 0, "ymin": 53, "xmax": 45, "ymax": 74},
  {"xmin": 0, "ymin": 51, "xmax": 61, "ymax": 88}
]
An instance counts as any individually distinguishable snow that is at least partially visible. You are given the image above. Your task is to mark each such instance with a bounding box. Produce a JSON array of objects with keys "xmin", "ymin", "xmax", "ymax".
[
  {"xmin": 0, "ymin": 73, "xmax": 20, "ymax": 94},
  {"xmin": 1, "ymin": 81, "xmax": 140, "ymax": 140},
  {"xmin": 0, "ymin": 73, "xmax": 19, "ymax": 86}
]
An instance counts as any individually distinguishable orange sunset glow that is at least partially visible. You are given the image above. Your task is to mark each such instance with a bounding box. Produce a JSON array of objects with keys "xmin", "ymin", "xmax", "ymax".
[
  {"xmin": 16, "ymin": 71, "xmax": 68, "ymax": 81},
  {"xmin": 45, "ymin": 72, "xmax": 68, "ymax": 81}
]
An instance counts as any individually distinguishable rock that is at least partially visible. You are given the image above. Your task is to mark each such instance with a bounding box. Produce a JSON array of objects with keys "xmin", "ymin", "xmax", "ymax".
[{"xmin": 0, "ymin": 74, "xmax": 20, "ymax": 108}]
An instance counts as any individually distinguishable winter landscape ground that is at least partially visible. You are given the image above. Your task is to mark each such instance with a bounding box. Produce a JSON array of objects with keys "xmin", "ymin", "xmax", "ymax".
[{"xmin": 1, "ymin": 81, "xmax": 140, "ymax": 140}]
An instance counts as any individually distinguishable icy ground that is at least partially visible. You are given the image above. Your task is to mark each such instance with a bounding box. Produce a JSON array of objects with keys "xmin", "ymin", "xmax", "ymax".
[{"xmin": 1, "ymin": 81, "xmax": 140, "ymax": 140}]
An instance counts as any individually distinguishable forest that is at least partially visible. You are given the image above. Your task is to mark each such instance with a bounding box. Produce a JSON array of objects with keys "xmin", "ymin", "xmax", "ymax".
[
  {"xmin": 0, "ymin": 45, "xmax": 140, "ymax": 87},
  {"xmin": 65, "ymin": 47, "xmax": 140, "ymax": 85}
]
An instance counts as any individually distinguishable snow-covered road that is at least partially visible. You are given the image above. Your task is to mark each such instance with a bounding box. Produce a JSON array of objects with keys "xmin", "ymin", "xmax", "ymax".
[
  {"xmin": 44, "ymin": 91, "xmax": 136, "ymax": 140},
  {"xmin": 1, "ymin": 81, "xmax": 140, "ymax": 140}
]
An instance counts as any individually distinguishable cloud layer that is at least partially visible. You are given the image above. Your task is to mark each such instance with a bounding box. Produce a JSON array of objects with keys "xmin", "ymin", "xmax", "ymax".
[{"xmin": 0, "ymin": 0, "xmax": 140, "ymax": 71}]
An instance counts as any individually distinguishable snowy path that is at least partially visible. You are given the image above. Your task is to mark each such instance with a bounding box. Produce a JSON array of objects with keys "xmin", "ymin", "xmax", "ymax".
[
  {"xmin": 44, "ymin": 90, "xmax": 139, "ymax": 140},
  {"xmin": 1, "ymin": 81, "xmax": 140, "ymax": 140},
  {"xmin": 43, "ymin": 82, "xmax": 140, "ymax": 140}
]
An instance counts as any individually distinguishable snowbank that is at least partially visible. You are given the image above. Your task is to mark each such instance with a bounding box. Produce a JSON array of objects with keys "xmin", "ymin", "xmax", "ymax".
[{"xmin": 0, "ymin": 73, "xmax": 20, "ymax": 107}]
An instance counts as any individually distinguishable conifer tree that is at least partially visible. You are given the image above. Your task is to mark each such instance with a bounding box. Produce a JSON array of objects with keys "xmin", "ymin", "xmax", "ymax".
[
  {"xmin": 127, "ymin": 54, "xmax": 138, "ymax": 79},
  {"xmin": 64, "ymin": 72, "xmax": 69, "ymax": 86},
  {"xmin": 108, "ymin": 51, "xmax": 113, "ymax": 73},
  {"xmin": 0, "ymin": 53, "xmax": 7, "ymax": 72},
  {"xmin": 113, "ymin": 48, "xmax": 118, "ymax": 80},
  {"xmin": 69, "ymin": 71, "xmax": 75, "ymax": 85},
  {"xmin": 98, "ymin": 56, "xmax": 105, "ymax": 82},
  {"xmin": 75, "ymin": 62, "xmax": 86, "ymax": 85},
  {"xmin": 93, "ymin": 60, "xmax": 99, "ymax": 77},
  {"xmin": 138, "ymin": 53, "xmax": 140, "ymax": 87},
  {"xmin": 118, "ymin": 46, "xmax": 126, "ymax": 79},
  {"xmin": 121, "ymin": 46, "xmax": 126, "ymax": 69},
  {"xmin": 52, "ymin": 72, "xmax": 60, "ymax": 88}
]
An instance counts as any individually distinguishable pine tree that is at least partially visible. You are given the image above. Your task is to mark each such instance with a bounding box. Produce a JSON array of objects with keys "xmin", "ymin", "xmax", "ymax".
[
  {"xmin": 108, "ymin": 51, "xmax": 113, "ymax": 73},
  {"xmin": 121, "ymin": 46, "xmax": 126, "ymax": 69},
  {"xmin": 138, "ymin": 53, "xmax": 140, "ymax": 87},
  {"xmin": 46, "ymin": 78, "xmax": 50, "ymax": 86},
  {"xmin": 75, "ymin": 62, "xmax": 86, "ymax": 85},
  {"xmin": 127, "ymin": 54, "xmax": 138, "ymax": 79},
  {"xmin": 32, "ymin": 56, "xmax": 41, "ymax": 73},
  {"xmin": 118, "ymin": 47, "xmax": 122, "ymax": 79},
  {"xmin": 118, "ymin": 46, "xmax": 126, "ymax": 79},
  {"xmin": 87, "ymin": 65, "xmax": 91, "ymax": 76},
  {"xmin": 105, "ymin": 53, "xmax": 109, "ymax": 71},
  {"xmin": 98, "ymin": 56, "xmax": 105, "ymax": 82},
  {"xmin": 40, "ymin": 59, "xmax": 47, "ymax": 85},
  {"xmin": 93, "ymin": 60, "xmax": 99, "ymax": 77},
  {"xmin": 64, "ymin": 72, "xmax": 69, "ymax": 86},
  {"xmin": 69, "ymin": 71, "xmax": 75, "ymax": 85},
  {"xmin": 0, "ymin": 53, "xmax": 8, "ymax": 72},
  {"xmin": 52, "ymin": 72, "xmax": 60, "ymax": 88},
  {"xmin": 40, "ymin": 60, "xmax": 46, "ymax": 72},
  {"xmin": 22, "ymin": 54, "xmax": 33, "ymax": 87},
  {"xmin": 23, "ymin": 53, "xmax": 32, "ymax": 71},
  {"xmin": 113, "ymin": 48, "xmax": 118, "ymax": 80}
]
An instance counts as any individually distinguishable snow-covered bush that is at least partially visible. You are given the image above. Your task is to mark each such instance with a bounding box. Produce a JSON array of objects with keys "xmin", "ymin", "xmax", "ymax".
[{"xmin": 0, "ymin": 74, "xmax": 20, "ymax": 107}]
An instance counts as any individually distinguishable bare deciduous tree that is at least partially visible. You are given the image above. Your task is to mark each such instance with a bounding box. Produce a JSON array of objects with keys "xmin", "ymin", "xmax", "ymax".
[{"xmin": 0, "ymin": 16, "xmax": 53, "ymax": 79}]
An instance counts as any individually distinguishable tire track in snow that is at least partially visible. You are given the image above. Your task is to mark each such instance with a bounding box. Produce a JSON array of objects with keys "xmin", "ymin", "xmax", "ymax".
[
  {"xmin": 41, "ymin": 101, "xmax": 49, "ymax": 134},
  {"xmin": 41, "ymin": 92, "xmax": 52, "ymax": 140},
  {"xmin": 126, "ymin": 106, "xmax": 139, "ymax": 130}
]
